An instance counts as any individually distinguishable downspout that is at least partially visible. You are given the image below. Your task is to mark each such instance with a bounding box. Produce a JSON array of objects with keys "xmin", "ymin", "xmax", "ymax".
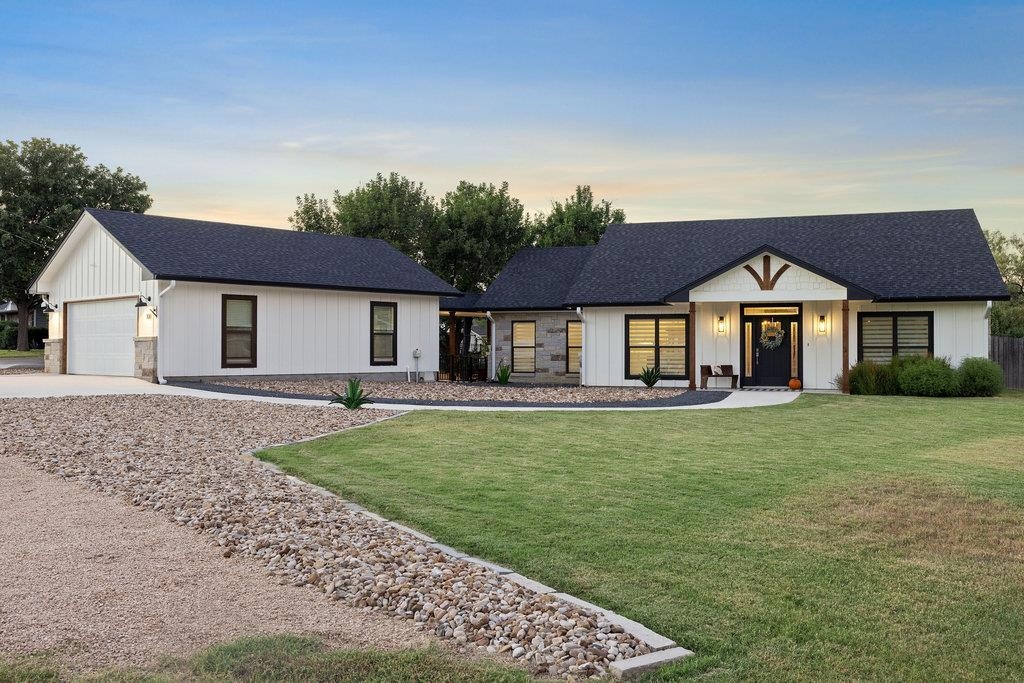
[
  {"xmin": 485, "ymin": 311, "xmax": 496, "ymax": 380},
  {"xmin": 575, "ymin": 307, "xmax": 586, "ymax": 386},
  {"xmin": 156, "ymin": 280, "xmax": 176, "ymax": 384}
]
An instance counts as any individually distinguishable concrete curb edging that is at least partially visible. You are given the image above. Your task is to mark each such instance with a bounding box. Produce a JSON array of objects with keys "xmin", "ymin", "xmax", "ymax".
[{"xmin": 244, "ymin": 421, "xmax": 694, "ymax": 677}]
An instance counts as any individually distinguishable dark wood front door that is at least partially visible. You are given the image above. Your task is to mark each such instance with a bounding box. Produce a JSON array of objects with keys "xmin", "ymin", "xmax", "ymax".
[{"xmin": 741, "ymin": 307, "xmax": 801, "ymax": 387}]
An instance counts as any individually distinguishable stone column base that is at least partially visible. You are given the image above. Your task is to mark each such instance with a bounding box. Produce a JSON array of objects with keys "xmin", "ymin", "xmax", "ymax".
[
  {"xmin": 134, "ymin": 336, "xmax": 158, "ymax": 383},
  {"xmin": 43, "ymin": 338, "xmax": 63, "ymax": 373}
]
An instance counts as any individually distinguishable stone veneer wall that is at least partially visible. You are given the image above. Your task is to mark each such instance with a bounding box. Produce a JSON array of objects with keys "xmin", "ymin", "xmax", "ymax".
[
  {"xmin": 43, "ymin": 338, "xmax": 63, "ymax": 373},
  {"xmin": 492, "ymin": 311, "xmax": 580, "ymax": 384},
  {"xmin": 134, "ymin": 336, "xmax": 158, "ymax": 383}
]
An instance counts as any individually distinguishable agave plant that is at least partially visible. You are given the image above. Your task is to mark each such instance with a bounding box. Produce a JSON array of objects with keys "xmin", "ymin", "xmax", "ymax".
[
  {"xmin": 329, "ymin": 378, "xmax": 371, "ymax": 409},
  {"xmin": 496, "ymin": 361, "xmax": 512, "ymax": 385},
  {"xmin": 639, "ymin": 365, "xmax": 661, "ymax": 388}
]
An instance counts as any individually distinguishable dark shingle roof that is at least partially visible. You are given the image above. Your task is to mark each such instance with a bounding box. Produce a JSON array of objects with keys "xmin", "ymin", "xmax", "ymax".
[
  {"xmin": 87, "ymin": 209, "xmax": 458, "ymax": 296},
  {"xmin": 439, "ymin": 292, "xmax": 484, "ymax": 312},
  {"xmin": 475, "ymin": 246, "xmax": 595, "ymax": 310},
  {"xmin": 565, "ymin": 209, "xmax": 1008, "ymax": 305}
]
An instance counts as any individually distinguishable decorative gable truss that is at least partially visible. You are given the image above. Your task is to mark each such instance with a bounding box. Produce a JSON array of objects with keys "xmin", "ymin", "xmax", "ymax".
[{"xmin": 689, "ymin": 252, "xmax": 848, "ymax": 303}]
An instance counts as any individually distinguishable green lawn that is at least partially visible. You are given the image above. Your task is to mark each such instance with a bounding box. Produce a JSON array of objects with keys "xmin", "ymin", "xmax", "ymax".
[
  {"xmin": 0, "ymin": 349, "xmax": 43, "ymax": 358},
  {"xmin": 260, "ymin": 394, "xmax": 1024, "ymax": 681}
]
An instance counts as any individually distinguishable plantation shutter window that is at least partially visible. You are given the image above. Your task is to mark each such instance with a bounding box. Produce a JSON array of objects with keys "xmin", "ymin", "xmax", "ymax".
[
  {"xmin": 222, "ymin": 295, "xmax": 257, "ymax": 368},
  {"xmin": 566, "ymin": 321, "xmax": 583, "ymax": 374},
  {"xmin": 858, "ymin": 312, "xmax": 933, "ymax": 363},
  {"xmin": 371, "ymin": 302, "xmax": 397, "ymax": 365},
  {"xmin": 512, "ymin": 321, "xmax": 536, "ymax": 372},
  {"xmin": 625, "ymin": 315, "xmax": 688, "ymax": 379}
]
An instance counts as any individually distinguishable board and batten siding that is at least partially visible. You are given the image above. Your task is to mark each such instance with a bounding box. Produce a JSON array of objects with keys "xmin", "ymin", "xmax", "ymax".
[
  {"xmin": 32, "ymin": 214, "xmax": 158, "ymax": 338},
  {"xmin": 581, "ymin": 300, "xmax": 986, "ymax": 389},
  {"xmin": 849, "ymin": 301, "xmax": 989, "ymax": 367},
  {"xmin": 160, "ymin": 281, "xmax": 440, "ymax": 377}
]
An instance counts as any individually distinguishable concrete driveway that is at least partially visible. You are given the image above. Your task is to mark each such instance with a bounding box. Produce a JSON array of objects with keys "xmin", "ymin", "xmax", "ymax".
[{"xmin": 0, "ymin": 374, "xmax": 327, "ymax": 405}]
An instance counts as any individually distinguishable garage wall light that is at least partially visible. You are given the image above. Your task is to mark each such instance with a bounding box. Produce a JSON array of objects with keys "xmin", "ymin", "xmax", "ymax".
[
  {"xmin": 817, "ymin": 314, "xmax": 828, "ymax": 335},
  {"xmin": 135, "ymin": 294, "xmax": 157, "ymax": 317}
]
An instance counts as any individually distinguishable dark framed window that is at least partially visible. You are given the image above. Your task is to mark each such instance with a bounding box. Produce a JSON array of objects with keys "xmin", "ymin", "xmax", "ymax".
[
  {"xmin": 371, "ymin": 301, "xmax": 398, "ymax": 365},
  {"xmin": 625, "ymin": 314, "xmax": 688, "ymax": 379},
  {"xmin": 222, "ymin": 295, "xmax": 257, "ymax": 368},
  {"xmin": 511, "ymin": 321, "xmax": 536, "ymax": 373},
  {"xmin": 858, "ymin": 311, "xmax": 933, "ymax": 363},
  {"xmin": 566, "ymin": 320, "xmax": 582, "ymax": 374}
]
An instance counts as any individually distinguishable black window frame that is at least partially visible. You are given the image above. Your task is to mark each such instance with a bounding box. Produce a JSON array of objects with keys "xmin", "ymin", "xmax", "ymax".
[
  {"xmin": 624, "ymin": 313, "xmax": 689, "ymax": 380},
  {"xmin": 857, "ymin": 311, "xmax": 934, "ymax": 363},
  {"xmin": 511, "ymin": 320, "xmax": 536, "ymax": 373},
  {"xmin": 370, "ymin": 301, "xmax": 398, "ymax": 366},
  {"xmin": 565, "ymin": 320, "xmax": 583, "ymax": 375},
  {"xmin": 221, "ymin": 294, "xmax": 257, "ymax": 369}
]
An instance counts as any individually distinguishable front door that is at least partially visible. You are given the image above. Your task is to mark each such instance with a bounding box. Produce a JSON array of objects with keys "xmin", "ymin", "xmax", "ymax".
[{"xmin": 741, "ymin": 306, "xmax": 801, "ymax": 387}]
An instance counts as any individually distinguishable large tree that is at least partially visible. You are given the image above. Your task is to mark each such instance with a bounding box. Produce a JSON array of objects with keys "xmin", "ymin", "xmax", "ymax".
[
  {"xmin": 289, "ymin": 172, "xmax": 437, "ymax": 258},
  {"xmin": 425, "ymin": 181, "xmax": 531, "ymax": 353},
  {"xmin": 985, "ymin": 229, "xmax": 1024, "ymax": 336},
  {"xmin": 424, "ymin": 180, "xmax": 530, "ymax": 292},
  {"xmin": 0, "ymin": 138, "xmax": 152, "ymax": 350},
  {"xmin": 532, "ymin": 185, "xmax": 626, "ymax": 247}
]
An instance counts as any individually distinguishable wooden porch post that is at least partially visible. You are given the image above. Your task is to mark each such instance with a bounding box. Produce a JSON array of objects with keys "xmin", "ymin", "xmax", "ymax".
[
  {"xmin": 841, "ymin": 300, "xmax": 850, "ymax": 393},
  {"xmin": 447, "ymin": 311, "xmax": 457, "ymax": 358},
  {"xmin": 688, "ymin": 301, "xmax": 697, "ymax": 390}
]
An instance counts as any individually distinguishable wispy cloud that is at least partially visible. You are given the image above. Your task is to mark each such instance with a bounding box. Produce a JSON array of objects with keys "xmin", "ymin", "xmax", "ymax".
[{"xmin": 820, "ymin": 86, "xmax": 1019, "ymax": 116}]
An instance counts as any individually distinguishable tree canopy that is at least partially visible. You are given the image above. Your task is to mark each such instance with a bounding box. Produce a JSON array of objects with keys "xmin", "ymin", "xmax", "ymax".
[
  {"xmin": 289, "ymin": 172, "xmax": 437, "ymax": 258},
  {"xmin": 532, "ymin": 185, "xmax": 626, "ymax": 247},
  {"xmin": 423, "ymin": 181, "xmax": 531, "ymax": 293},
  {"xmin": 986, "ymin": 229, "xmax": 1024, "ymax": 336},
  {"xmin": 0, "ymin": 137, "xmax": 152, "ymax": 349}
]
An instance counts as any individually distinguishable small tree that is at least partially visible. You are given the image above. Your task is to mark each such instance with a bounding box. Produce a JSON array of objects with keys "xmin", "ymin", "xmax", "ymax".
[
  {"xmin": 0, "ymin": 138, "xmax": 151, "ymax": 350},
  {"xmin": 532, "ymin": 185, "xmax": 626, "ymax": 247}
]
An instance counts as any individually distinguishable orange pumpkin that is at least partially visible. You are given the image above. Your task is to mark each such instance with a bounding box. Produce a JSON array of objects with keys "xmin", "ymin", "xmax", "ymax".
[{"xmin": 788, "ymin": 378, "xmax": 802, "ymax": 391}]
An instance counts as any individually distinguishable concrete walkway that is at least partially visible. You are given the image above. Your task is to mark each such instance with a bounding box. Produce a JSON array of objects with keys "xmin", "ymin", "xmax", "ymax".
[{"xmin": 0, "ymin": 374, "xmax": 800, "ymax": 410}]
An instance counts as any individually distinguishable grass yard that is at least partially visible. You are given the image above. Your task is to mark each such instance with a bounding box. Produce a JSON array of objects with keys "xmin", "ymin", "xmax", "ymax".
[
  {"xmin": 0, "ymin": 349, "xmax": 43, "ymax": 358},
  {"xmin": 0, "ymin": 635, "xmax": 531, "ymax": 682},
  {"xmin": 261, "ymin": 393, "xmax": 1024, "ymax": 681}
]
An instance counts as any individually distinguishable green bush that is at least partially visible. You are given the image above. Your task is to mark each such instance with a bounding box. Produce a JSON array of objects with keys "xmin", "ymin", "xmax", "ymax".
[
  {"xmin": 958, "ymin": 357, "xmax": 1003, "ymax": 397},
  {"xmin": 638, "ymin": 365, "xmax": 661, "ymax": 388},
  {"xmin": 898, "ymin": 357, "xmax": 960, "ymax": 397},
  {"xmin": 0, "ymin": 321, "xmax": 16, "ymax": 350},
  {"xmin": 848, "ymin": 360, "xmax": 879, "ymax": 395}
]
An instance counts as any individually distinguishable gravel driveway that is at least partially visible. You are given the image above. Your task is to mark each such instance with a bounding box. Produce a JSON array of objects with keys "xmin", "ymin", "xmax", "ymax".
[
  {"xmin": 2, "ymin": 396, "xmax": 649, "ymax": 678},
  {"xmin": 0, "ymin": 454, "xmax": 432, "ymax": 672}
]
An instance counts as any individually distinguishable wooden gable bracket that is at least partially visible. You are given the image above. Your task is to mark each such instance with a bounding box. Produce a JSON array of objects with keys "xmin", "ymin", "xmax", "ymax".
[{"xmin": 744, "ymin": 254, "xmax": 791, "ymax": 291}]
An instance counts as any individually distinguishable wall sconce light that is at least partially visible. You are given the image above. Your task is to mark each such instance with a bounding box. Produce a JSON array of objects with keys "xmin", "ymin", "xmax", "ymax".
[
  {"xmin": 40, "ymin": 299, "xmax": 59, "ymax": 312},
  {"xmin": 135, "ymin": 294, "xmax": 158, "ymax": 317},
  {"xmin": 716, "ymin": 315, "xmax": 727, "ymax": 335},
  {"xmin": 817, "ymin": 314, "xmax": 827, "ymax": 335}
]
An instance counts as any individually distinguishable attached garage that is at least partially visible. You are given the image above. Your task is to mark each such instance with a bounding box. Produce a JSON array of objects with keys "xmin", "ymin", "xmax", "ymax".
[{"xmin": 66, "ymin": 298, "xmax": 136, "ymax": 376}]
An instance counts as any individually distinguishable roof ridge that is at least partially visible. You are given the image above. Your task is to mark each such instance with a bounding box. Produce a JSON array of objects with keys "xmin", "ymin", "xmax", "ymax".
[{"xmin": 607, "ymin": 207, "xmax": 975, "ymax": 228}]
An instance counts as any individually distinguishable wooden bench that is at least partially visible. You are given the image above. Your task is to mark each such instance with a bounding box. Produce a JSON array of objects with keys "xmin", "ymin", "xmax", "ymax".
[{"xmin": 700, "ymin": 364, "xmax": 738, "ymax": 389}]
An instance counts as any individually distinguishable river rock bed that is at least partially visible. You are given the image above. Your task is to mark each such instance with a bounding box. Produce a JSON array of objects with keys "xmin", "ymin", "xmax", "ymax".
[{"xmin": 1, "ymin": 396, "xmax": 648, "ymax": 678}]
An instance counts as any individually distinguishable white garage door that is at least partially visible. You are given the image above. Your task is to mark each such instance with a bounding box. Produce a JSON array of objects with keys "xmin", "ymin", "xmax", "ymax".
[{"xmin": 67, "ymin": 298, "xmax": 136, "ymax": 376}]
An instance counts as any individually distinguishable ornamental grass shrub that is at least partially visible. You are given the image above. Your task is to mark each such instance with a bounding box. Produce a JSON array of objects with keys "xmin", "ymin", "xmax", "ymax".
[
  {"xmin": 848, "ymin": 360, "xmax": 879, "ymax": 395},
  {"xmin": 957, "ymin": 357, "xmax": 1003, "ymax": 397},
  {"xmin": 897, "ymin": 357, "xmax": 960, "ymax": 397}
]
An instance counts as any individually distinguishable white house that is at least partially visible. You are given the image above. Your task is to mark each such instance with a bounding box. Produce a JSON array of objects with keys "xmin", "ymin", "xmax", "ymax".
[
  {"xmin": 31, "ymin": 209, "xmax": 458, "ymax": 382},
  {"xmin": 471, "ymin": 209, "xmax": 1008, "ymax": 391}
]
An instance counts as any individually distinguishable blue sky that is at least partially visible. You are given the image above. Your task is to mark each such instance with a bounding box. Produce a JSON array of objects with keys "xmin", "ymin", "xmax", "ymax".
[{"xmin": 2, "ymin": 1, "xmax": 1022, "ymax": 234}]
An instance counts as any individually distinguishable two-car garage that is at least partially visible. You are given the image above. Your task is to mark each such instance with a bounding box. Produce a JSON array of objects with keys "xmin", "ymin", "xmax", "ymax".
[{"xmin": 66, "ymin": 298, "xmax": 136, "ymax": 376}]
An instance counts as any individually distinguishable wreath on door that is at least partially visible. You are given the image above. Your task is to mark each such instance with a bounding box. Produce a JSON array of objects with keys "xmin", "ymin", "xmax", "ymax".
[{"xmin": 760, "ymin": 319, "xmax": 785, "ymax": 350}]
